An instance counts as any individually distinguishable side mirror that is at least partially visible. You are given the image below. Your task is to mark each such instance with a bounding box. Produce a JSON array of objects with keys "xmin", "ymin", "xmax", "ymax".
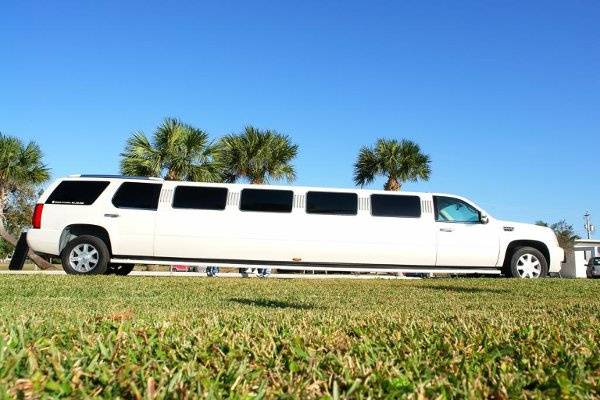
[{"xmin": 480, "ymin": 213, "xmax": 489, "ymax": 224}]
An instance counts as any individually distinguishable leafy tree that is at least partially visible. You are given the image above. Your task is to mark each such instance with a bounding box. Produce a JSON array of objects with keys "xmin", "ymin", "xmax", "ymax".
[
  {"xmin": 0, "ymin": 186, "xmax": 39, "ymax": 259},
  {"xmin": 535, "ymin": 220, "xmax": 580, "ymax": 250},
  {"xmin": 0, "ymin": 133, "xmax": 52, "ymax": 269},
  {"xmin": 218, "ymin": 126, "xmax": 298, "ymax": 184},
  {"xmin": 120, "ymin": 118, "xmax": 222, "ymax": 181},
  {"xmin": 354, "ymin": 138, "xmax": 431, "ymax": 191},
  {"xmin": 0, "ymin": 239, "xmax": 11, "ymax": 259}
]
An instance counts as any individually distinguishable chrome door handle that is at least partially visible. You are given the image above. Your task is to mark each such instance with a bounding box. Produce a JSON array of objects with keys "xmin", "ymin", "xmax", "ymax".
[
  {"xmin": 104, "ymin": 213, "xmax": 120, "ymax": 218},
  {"xmin": 439, "ymin": 227, "xmax": 454, "ymax": 232}
]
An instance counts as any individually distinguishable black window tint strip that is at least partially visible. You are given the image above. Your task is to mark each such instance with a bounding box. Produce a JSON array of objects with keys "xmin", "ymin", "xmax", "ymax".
[
  {"xmin": 173, "ymin": 186, "xmax": 228, "ymax": 210},
  {"xmin": 240, "ymin": 189, "xmax": 293, "ymax": 213},
  {"xmin": 371, "ymin": 194, "xmax": 421, "ymax": 218},
  {"xmin": 112, "ymin": 182, "xmax": 162, "ymax": 210},
  {"xmin": 46, "ymin": 181, "xmax": 110, "ymax": 205},
  {"xmin": 306, "ymin": 191, "xmax": 358, "ymax": 215}
]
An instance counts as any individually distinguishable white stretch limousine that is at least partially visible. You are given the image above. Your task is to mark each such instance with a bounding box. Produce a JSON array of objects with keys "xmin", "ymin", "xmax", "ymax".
[{"xmin": 27, "ymin": 175, "xmax": 564, "ymax": 277}]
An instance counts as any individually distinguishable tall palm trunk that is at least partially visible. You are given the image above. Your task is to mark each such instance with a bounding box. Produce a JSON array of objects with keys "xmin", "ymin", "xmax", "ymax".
[
  {"xmin": 165, "ymin": 169, "xmax": 178, "ymax": 180},
  {"xmin": 384, "ymin": 176, "xmax": 401, "ymax": 191},
  {"xmin": 0, "ymin": 189, "xmax": 53, "ymax": 270}
]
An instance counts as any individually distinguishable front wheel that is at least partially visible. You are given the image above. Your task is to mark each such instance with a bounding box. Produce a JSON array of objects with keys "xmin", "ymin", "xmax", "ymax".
[
  {"xmin": 61, "ymin": 235, "xmax": 109, "ymax": 275},
  {"xmin": 508, "ymin": 247, "xmax": 548, "ymax": 278}
]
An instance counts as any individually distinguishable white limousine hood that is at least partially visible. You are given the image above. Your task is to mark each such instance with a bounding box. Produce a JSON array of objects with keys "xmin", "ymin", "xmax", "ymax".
[{"xmin": 495, "ymin": 219, "xmax": 559, "ymax": 244}]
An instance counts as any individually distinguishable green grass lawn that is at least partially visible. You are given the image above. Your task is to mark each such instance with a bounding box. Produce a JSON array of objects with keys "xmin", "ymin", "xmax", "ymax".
[{"xmin": 0, "ymin": 276, "xmax": 599, "ymax": 399}]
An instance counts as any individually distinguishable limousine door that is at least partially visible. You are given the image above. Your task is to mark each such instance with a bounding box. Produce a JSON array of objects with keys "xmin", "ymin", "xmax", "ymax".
[
  {"xmin": 106, "ymin": 181, "xmax": 162, "ymax": 257},
  {"xmin": 434, "ymin": 196, "xmax": 500, "ymax": 267},
  {"xmin": 362, "ymin": 194, "xmax": 437, "ymax": 267},
  {"xmin": 153, "ymin": 185, "xmax": 235, "ymax": 260}
]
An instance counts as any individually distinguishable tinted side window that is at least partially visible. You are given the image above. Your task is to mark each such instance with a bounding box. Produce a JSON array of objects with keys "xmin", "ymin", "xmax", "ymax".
[
  {"xmin": 306, "ymin": 192, "xmax": 357, "ymax": 215},
  {"xmin": 112, "ymin": 182, "xmax": 162, "ymax": 210},
  {"xmin": 371, "ymin": 194, "xmax": 421, "ymax": 218},
  {"xmin": 240, "ymin": 189, "xmax": 293, "ymax": 213},
  {"xmin": 46, "ymin": 181, "xmax": 110, "ymax": 205},
  {"xmin": 434, "ymin": 196, "xmax": 480, "ymax": 223},
  {"xmin": 173, "ymin": 186, "xmax": 228, "ymax": 210}
]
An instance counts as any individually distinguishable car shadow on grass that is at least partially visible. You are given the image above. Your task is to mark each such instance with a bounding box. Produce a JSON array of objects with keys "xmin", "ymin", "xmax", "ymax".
[
  {"xmin": 229, "ymin": 297, "xmax": 318, "ymax": 310},
  {"xmin": 420, "ymin": 285, "xmax": 508, "ymax": 294}
]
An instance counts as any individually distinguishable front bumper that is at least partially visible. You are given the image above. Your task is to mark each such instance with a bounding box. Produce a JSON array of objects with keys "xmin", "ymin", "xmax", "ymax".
[
  {"xmin": 549, "ymin": 246, "xmax": 564, "ymax": 273},
  {"xmin": 588, "ymin": 267, "xmax": 600, "ymax": 278}
]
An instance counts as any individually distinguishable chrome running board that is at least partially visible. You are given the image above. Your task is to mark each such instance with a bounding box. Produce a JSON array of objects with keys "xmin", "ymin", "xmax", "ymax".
[{"xmin": 110, "ymin": 258, "xmax": 502, "ymax": 275}]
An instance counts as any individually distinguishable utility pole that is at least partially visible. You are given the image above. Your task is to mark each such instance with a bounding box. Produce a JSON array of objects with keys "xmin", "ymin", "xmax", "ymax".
[{"xmin": 584, "ymin": 211, "xmax": 594, "ymax": 239}]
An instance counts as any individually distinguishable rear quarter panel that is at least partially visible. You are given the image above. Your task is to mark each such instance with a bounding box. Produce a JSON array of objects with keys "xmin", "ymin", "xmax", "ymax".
[{"xmin": 28, "ymin": 179, "xmax": 119, "ymax": 255}]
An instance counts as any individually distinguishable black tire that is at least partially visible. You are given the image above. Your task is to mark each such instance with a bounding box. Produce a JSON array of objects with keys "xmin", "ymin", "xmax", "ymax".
[
  {"xmin": 61, "ymin": 235, "xmax": 109, "ymax": 275},
  {"xmin": 507, "ymin": 246, "xmax": 548, "ymax": 278},
  {"xmin": 107, "ymin": 264, "xmax": 135, "ymax": 276}
]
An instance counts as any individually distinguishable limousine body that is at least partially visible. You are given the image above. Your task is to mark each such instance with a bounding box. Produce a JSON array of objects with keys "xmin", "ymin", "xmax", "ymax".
[{"xmin": 27, "ymin": 175, "xmax": 564, "ymax": 278}]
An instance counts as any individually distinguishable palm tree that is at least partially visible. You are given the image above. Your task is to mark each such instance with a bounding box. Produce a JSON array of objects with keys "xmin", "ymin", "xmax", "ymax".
[
  {"xmin": 535, "ymin": 220, "xmax": 580, "ymax": 250},
  {"xmin": 0, "ymin": 133, "xmax": 52, "ymax": 269},
  {"xmin": 354, "ymin": 138, "xmax": 431, "ymax": 191},
  {"xmin": 120, "ymin": 118, "xmax": 222, "ymax": 181},
  {"xmin": 218, "ymin": 126, "xmax": 298, "ymax": 184}
]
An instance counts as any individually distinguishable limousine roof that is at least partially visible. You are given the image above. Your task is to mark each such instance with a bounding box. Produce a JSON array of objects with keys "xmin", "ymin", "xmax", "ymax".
[
  {"xmin": 72, "ymin": 174, "xmax": 164, "ymax": 181},
  {"xmin": 65, "ymin": 174, "xmax": 460, "ymax": 199}
]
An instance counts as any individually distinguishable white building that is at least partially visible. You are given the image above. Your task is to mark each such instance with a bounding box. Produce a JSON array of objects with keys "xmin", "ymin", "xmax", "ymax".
[{"xmin": 562, "ymin": 239, "xmax": 600, "ymax": 278}]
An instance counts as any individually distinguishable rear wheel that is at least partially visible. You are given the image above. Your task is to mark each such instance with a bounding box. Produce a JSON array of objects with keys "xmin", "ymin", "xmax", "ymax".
[
  {"xmin": 508, "ymin": 247, "xmax": 548, "ymax": 278},
  {"xmin": 107, "ymin": 264, "xmax": 135, "ymax": 276},
  {"xmin": 61, "ymin": 235, "xmax": 109, "ymax": 275}
]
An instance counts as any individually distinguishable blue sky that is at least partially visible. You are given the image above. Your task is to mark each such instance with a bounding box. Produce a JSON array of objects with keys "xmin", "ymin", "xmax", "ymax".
[{"xmin": 1, "ymin": 1, "xmax": 599, "ymax": 235}]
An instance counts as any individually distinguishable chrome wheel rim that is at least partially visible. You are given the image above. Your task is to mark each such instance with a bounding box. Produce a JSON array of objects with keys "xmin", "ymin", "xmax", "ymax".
[
  {"xmin": 516, "ymin": 253, "xmax": 541, "ymax": 278},
  {"xmin": 69, "ymin": 243, "xmax": 99, "ymax": 273}
]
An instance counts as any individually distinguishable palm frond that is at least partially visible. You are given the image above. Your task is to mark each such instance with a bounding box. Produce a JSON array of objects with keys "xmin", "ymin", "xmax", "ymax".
[
  {"xmin": 354, "ymin": 138, "xmax": 431, "ymax": 190},
  {"xmin": 353, "ymin": 146, "xmax": 379, "ymax": 187},
  {"xmin": 120, "ymin": 132, "xmax": 162, "ymax": 177},
  {"xmin": 549, "ymin": 220, "xmax": 581, "ymax": 249},
  {"xmin": 217, "ymin": 126, "xmax": 298, "ymax": 184},
  {"xmin": 0, "ymin": 133, "xmax": 50, "ymax": 189},
  {"xmin": 120, "ymin": 118, "xmax": 223, "ymax": 182}
]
